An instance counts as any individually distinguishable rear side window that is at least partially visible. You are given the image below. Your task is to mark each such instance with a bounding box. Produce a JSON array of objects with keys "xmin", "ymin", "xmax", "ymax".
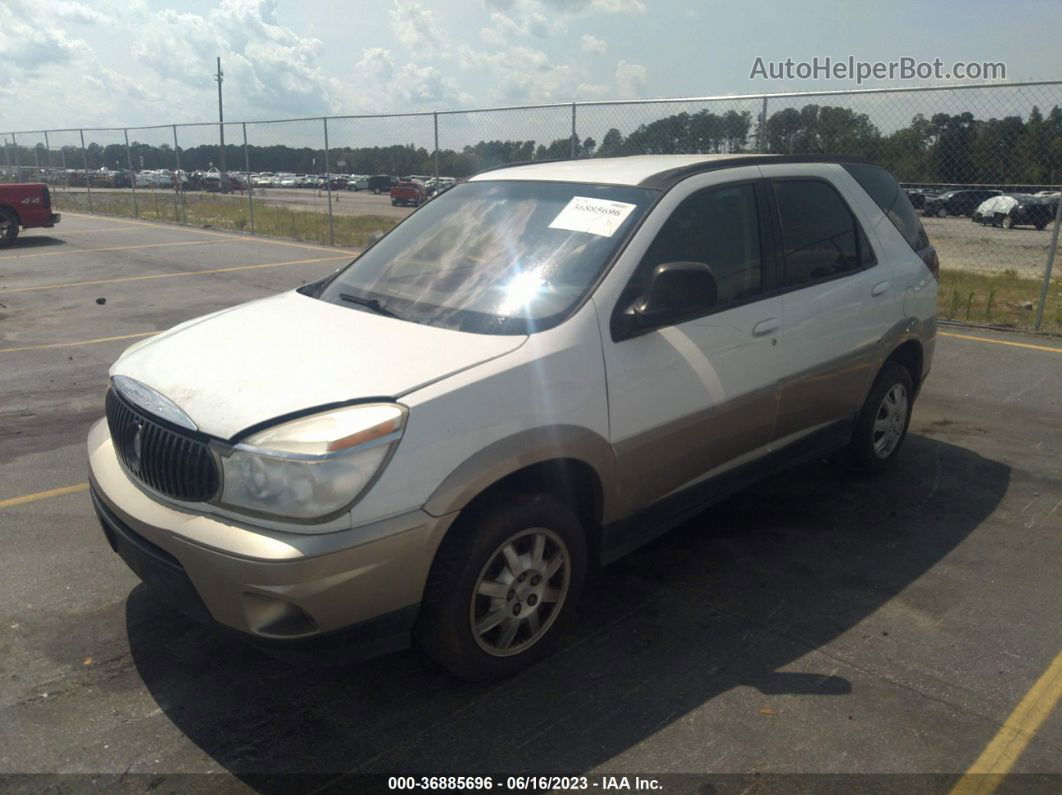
[
  {"xmin": 843, "ymin": 163, "xmax": 930, "ymax": 252},
  {"xmin": 773, "ymin": 179, "xmax": 872, "ymax": 288}
]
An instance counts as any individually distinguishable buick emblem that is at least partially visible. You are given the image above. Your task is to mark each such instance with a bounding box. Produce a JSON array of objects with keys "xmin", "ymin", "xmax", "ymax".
[{"xmin": 123, "ymin": 421, "xmax": 145, "ymax": 474}]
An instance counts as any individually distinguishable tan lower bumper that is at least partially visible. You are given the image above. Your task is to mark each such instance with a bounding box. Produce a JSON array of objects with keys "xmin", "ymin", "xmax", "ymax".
[{"xmin": 87, "ymin": 418, "xmax": 457, "ymax": 640}]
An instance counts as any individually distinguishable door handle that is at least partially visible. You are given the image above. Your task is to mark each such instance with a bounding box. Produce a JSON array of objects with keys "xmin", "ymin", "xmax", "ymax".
[
  {"xmin": 752, "ymin": 318, "xmax": 780, "ymax": 336},
  {"xmin": 871, "ymin": 281, "xmax": 891, "ymax": 297}
]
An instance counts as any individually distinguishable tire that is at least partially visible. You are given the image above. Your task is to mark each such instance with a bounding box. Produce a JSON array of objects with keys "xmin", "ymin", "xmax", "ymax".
[
  {"xmin": 844, "ymin": 362, "xmax": 915, "ymax": 475},
  {"xmin": 0, "ymin": 209, "xmax": 18, "ymax": 247},
  {"xmin": 1036, "ymin": 222, "xmax": 1047, "ymax": 231},
  {"xmin": 415, "ymin": 491, "xmax": 588, "ymax": 681},
  {"xmin": 391, "ymin": 199, "xmax": 398, "ymax": 206},
  {"xmin": 1002, "ymin": 215, "xmax": 1014, "ymax": 229},
  {"xmin": 937, "ymin": 207, "xmax": 947, "ymax": 219}
]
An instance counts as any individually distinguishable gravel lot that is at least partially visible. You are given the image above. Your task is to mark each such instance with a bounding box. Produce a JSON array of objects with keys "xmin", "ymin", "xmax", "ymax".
[
  {"xmin": 1, "ymin": 213, "xmax": 1060, "ymax": 792},
  {"xmin": 922, "ymin": 216, "xmax": 1057, "ymax": 276}
]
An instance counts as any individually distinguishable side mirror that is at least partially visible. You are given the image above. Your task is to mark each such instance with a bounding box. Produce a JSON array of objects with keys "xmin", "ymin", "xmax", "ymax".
[
  {"xmin": 638, "ymin": 259, "xmax": 718, "ymax": 314},
  {"xmin": 614, "ymin": 261, "xmax": 718, "ymax": 339}
]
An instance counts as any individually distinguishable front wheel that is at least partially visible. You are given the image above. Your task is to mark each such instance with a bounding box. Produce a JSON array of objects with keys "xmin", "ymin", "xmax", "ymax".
[
  {"xmin": 416, "ymin": 492, "xmax": 587, "ymax": 681},
  {"xmin": 844, "ymin": 362, "xmax": 914, "ymax": 474},
  {"xmin": 1002, "ymin": 214, "xmax": 1014, "ymax": 229}
]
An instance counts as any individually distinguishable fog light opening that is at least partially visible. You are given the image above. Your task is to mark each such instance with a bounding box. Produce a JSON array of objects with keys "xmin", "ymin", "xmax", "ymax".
[{"xmin": 242, "ymin": 593, "xmax": 319, "ymax": 638}]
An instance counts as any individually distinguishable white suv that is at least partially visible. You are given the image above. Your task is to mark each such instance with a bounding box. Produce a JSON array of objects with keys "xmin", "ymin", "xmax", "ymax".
[{"xmin": 87, "ymin": 154, "xmax": 938, "ymax": 680}]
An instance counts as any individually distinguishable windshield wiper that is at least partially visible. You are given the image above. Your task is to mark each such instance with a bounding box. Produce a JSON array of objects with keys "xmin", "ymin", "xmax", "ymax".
[{"xmin": 338, "ymin": 292, "xmax": 402, "ymax": 320}]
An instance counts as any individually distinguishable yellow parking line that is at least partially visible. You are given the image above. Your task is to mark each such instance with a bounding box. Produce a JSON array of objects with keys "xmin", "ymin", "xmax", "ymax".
[
  {"xmin": 949, "ymin": 650, "xmax": 1062, "ymax": 795},
  {"xmin": 940, "ymin": 332, "xmax": 1062, "ymax": 354},
  {"xmin": 1, "ymin": 254, "xmax": 350, "ymax": 295},
  {"xmin": 0, "ymin": 483, "xmax": 89, "ymax": 510},
  {"xmin": 0, "ymin": 238, "xmax": 240, "ymax": 260},
  {"xmin": 0, "ymin": 331, "xmax": 156, "ymax": 354},
  {"xmin": 61, "ymin": 211, "xmax": 358, "ymax": 255}
]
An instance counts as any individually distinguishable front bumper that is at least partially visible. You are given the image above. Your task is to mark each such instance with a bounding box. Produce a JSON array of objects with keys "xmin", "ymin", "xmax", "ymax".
[{"xmin": 87, "ymin": 418, "xmax": 457, "ymax": 655}]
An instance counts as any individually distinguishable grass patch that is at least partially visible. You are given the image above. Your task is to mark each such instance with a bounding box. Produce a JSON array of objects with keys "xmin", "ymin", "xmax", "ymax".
[
  {"xmin": 52, "ymin": 189, "xmax": 398, "ymax": 249},
  {"xmin": 938, "ymin": 268, "xmax": 1061, "ymax": 333}
]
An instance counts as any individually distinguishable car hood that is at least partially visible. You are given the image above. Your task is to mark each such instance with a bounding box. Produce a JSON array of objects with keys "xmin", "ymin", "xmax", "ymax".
[{"xmin": 110, "ymin": 290, "xmax": 526, "ymax": 439}]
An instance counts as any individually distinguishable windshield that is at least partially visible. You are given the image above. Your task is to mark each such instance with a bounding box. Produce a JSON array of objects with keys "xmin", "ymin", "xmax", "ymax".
[{"xmin": 317, "ymin": 180, "xmax": 657, "ymax": 334}]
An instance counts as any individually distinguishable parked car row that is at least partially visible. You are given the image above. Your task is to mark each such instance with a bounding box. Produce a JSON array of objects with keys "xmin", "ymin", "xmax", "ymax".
[{"xmin": 904, "ymin": 185, "xmax": 1060, "ymax": 226}]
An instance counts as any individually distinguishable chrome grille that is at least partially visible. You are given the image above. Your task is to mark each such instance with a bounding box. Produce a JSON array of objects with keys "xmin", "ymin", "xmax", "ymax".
[{"xmin": 105, "ymin": 389, "xmax": 219, "ymax": 502}]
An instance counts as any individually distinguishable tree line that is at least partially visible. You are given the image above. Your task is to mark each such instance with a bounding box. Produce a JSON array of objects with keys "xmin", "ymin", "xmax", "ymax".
[{"xmin": 6, "ymin": 104, "xmax": 1061, "ymax": 185}]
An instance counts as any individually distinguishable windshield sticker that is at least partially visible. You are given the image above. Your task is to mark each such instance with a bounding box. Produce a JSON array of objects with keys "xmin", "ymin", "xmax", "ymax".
[{"xmin": 548, "ymin": 196, "xmax": 637, "ymax": 237}]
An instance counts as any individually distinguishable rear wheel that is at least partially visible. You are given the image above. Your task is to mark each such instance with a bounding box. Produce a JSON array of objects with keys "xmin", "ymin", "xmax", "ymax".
[
  {"xmin": 844, "ymin": 362, "xmax": 914, "ymax": 474},
  {"xmin": 1002, "ymin": 214, "xmax": 1014, "ymax": 229},
  {"xmin": 0, "ymin": 209, "xmax": 18, "ymax": 247},
  {"xmin": 416, "ymin": 492, "xmax": 587, "ymax": 681}
]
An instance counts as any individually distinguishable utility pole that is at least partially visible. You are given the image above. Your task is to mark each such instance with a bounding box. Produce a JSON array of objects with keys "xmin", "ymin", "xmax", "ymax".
[{"xmin": 215, "ymin": 56, "xmax": 227, "ymax": 190}]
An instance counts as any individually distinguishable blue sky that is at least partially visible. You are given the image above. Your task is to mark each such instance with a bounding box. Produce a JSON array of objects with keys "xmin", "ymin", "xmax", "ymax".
[{"xmin": 1, "ymin": 0, "xmax": 1060, "ymax": 131}]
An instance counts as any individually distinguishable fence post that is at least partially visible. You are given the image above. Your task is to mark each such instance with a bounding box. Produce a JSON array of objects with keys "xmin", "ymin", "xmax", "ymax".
[
  {"xmin": 32, "ymin": 138, "xmax": 40, "ymax": 173},
  {"xmin": 433, "ymin": 111, "xmax": 440, "ymax": 187},
  {"xmin": 571, "ymin": 102, "xmax": 577, "ymax": 159},
  {"xmin": 758, "ymin": 96, "xmax": 769, "ymax": 153},
  {"xmin": 243, "ymin": 122, "xmax": 255, "ymax": 236},
  {"xmin": 43, "ymin": 131, "xmax": 51, "ymax": 171},
  {"xmin": 123, "ymin": 128, "xmax": 139, "ymax": 218},
  {"xmin": 323, "ymin": 117, "xmax": 335, "ymax": 246},
  {"xmin": 172, "ymin": 125, "xmax": 186, "ymax": 225},
  {"xmin": 1034, "ymin": 187, "xmax": 1062, "ymax": 331},
  {"xmin": 2, "ymin": 136, "xmax": 10, "ymax": 181},
  {"xmin": 12, "ymin": 133, "xmax": 20, "ymax": 180},
  {"xmin": 79, "ymin": 129, "xmax": 93, "ymax": 213}
]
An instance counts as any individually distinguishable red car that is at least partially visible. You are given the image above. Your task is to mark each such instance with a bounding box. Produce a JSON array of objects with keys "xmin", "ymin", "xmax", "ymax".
[
  {"xmin": 0, "ymin": 183, "xmax": 61, "ymax": 246},
  {"xmin": 390, "ymin": 179, "xmax": 426, "ymax": 207}
]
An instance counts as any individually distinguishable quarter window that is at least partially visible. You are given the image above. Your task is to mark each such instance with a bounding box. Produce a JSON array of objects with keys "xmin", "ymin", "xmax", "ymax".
[
  {"xmin": 638, "ymin": 183, "xmax": 764, "ymax": 309},
  {"xmin": 843, "ymin": 163, "xmax": 930, "ymax": 253},
  {"xmin": 773, "ymin": 180, "xmax": 873, "ymax": 287}
]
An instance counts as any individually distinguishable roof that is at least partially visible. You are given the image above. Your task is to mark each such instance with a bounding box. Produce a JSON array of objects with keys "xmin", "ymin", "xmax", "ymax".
[{"xmin": 468, "ymin": 153, "xmax": 871, "ymax": 189}]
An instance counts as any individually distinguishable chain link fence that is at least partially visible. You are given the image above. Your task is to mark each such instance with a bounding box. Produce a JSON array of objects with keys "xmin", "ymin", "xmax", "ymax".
[{"xmin": 3, "ymin": 80, "xmax": 1061, "ymax": 331}]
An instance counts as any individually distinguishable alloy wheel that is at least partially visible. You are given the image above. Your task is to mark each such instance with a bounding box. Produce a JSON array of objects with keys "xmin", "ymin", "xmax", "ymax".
[
  {"xmin": 469, "ymin": 527, "xmax": 570, "ymax": 657},
  {"xmin": 872, "ymin": 383, "xmax": 909, "ymax": 459}
]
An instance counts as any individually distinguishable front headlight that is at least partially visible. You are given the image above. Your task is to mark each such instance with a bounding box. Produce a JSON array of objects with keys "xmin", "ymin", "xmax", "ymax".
[{"xmin": 218, "ymin": 403, "xmax": 406, "ymax": 521}]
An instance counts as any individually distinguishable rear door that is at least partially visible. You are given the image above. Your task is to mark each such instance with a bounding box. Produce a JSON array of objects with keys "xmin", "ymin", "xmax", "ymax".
[{"xmin": 765, "ymin": 164, "xmax": 897, "ymax": 444}]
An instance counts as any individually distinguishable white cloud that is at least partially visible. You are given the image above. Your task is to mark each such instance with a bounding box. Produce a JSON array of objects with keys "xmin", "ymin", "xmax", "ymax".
[
  {"xmin": 129, "ymin": 0, "xmax": 334, "ymax": 118},
  {"xmin": 390, "ymin": 0, "xmax": 446, "ymax": 57},
  {"xmin": 394, "ymin": 63, "xmax": 466, "ymax": 105},
  {"xmin": 480, "ymin": 0, "xmax": 641, "ymax": 44},
  {"xmin": 0, "ymin": 0, "xmax": 650, "ymax": 130},
  {"xmin": 357, "ymin": 47, "xmax": 396, "ymax": 83},
  {"xmin": 580, "ymin": 33, "xmax": 606, "ymax": 53},
  {"xmin": 615, "ymin": 59, "xmax": 647, "ymax": 97},
  {"xmin": 0, "ymin": 1, "xmax": 91, "ymax": 72},
  {"xmin": 55, "ymin": 2, "xmax": 111, "ymax": 24}
]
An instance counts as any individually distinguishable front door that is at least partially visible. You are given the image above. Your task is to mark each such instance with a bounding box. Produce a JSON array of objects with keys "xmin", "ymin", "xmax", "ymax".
[{"xmin": 597, "ymin": 173, "xmax": 783, "ymax": 516}]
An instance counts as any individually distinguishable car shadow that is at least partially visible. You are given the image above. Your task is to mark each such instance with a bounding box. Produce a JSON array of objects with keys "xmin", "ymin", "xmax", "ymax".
[
  {"xmin": 126, "ymin": 434, "xmax": 1008, "ymax": 788},
  {"xmin": 4, "ymin": 235, "xmax": 65, "ymax": 250}
]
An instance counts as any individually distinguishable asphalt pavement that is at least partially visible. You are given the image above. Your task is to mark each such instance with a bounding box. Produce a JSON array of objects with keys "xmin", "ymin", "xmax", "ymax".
[{"xmin": 1, "ymin": 213, "xmax": 1060, "ymax": 793}]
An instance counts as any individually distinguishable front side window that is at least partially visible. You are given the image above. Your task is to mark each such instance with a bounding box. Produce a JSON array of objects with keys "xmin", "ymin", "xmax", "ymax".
[
  {"xmin": 316, "ymin": 180, "xmax": 656, "ymax": 335},
  {"xmin": 636, "ymin": 182, "xmax": 764, "ymax": 309},
  {"xmin": 773, "ymin": 179, "xmax": 872, "ymax": 288}
]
